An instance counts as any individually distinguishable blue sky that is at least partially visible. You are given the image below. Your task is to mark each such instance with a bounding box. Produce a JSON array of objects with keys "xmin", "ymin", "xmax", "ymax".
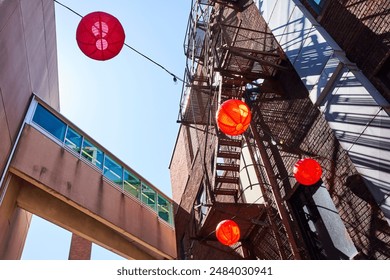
[{"xmin": 21, "ymin": 0, "xmax": 190, "ymax": 260}]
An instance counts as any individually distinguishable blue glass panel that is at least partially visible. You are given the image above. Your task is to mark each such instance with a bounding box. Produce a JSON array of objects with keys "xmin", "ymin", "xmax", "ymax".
[
  {"xmin": 141, "ymin": 183, "xmax": 156, "ymax": 211},
  {"xmin": 65, "ymin": 127, "xmax": 82, "ymax": 153},
  {"xmin": 307, "ymin": 0, "xmax": 325, "ymax": 13},
  {"xmin": 124, "ymin": 170, "xmax": 140, "ymax": 198},
  {"xmin": 32, "ymin": 104, "xmax": 66, "ymax": 141},
  {"xmin": 103, "ymin": 155, "xmax": 123, "ymax": 187},
  {"xmin": 81, "ymin": 139, "xmax": 104, "ymax": 169}
]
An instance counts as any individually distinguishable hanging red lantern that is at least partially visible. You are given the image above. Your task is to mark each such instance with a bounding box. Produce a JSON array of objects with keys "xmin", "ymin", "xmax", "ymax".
[
  {"xmin": 293, "ymin": 158, "xmax": 322, "ymax": 186},
  {"xmin": 216, "ymin": 99, "xmax": 251, "ymax": 136},
  {"xmin": 215, "ymin": 219, "xmax": 240, "ymax": 246},
  {"xmin": 76, "ymin": 11, "xmax": 125, "ymax": 61}
]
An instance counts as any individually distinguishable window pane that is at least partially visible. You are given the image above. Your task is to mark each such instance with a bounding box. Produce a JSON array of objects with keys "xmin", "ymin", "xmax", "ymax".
[
  {"xmin": 32, "ymin": 104, "xmax": 66, "ymax": 141},
  {"xmin": 103, "ymin": 155, "xmax": 123, "ymax": 187},
  {"xmin": 124, "ymin": 170, "xmax": 140, "ymax": 198},
  {"xmin": 65, "ymin": 127, "xmax": 82, "ymax": 153},
  {"xmin": 141, "ymin": 183, "xmax": 156, "ymax": 211},
  {"xmin": 158, "ymin": 194, "xmax": 172, "ymax": 224},
  {"xmin": 81, "ymin": 139, "xmax": 103, "ymax": 169},
  {"xmin": 307, "ymin": 0, "xmax": 325, "ymax": 13}
]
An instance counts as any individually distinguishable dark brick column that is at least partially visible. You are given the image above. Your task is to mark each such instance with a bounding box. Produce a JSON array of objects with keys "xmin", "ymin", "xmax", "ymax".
[{"xmin": 68, "ymin": 233, "xmax": 92, "ymax": 260}]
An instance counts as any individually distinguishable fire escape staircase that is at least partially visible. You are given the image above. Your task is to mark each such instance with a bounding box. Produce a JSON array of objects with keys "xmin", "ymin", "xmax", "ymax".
[
  {"xmin": 212, "ymin": 133, "xmax": 242, "ymax": 203},
  {"xmin": 182, "ymin": 0, "xmax": 289, "ymax": 256}
]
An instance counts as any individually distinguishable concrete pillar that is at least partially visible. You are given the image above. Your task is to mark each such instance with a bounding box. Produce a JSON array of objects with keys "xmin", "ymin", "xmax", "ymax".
[
  {"xmin": 0, "ymin": 175, "xmax": 31, "ymax": 259},
  {"xmin": 68, "ymin": 233, "xmax": 92, "ymax": 260}
]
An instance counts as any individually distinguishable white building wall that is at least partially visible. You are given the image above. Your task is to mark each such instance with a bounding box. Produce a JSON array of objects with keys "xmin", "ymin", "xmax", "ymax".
[
  {"xmin": 256, "ymin": 0, "xmax": 390, "ymax": 224},
  {"xmin": 240, "ymin": 143, "xmax": 264, "ymax": 205}
]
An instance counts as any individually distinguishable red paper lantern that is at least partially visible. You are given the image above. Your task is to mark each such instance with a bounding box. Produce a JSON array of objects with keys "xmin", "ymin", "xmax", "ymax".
[
  {"xmin": 215, "ymin": 220, "xmax": 240, "ymax": 246},
  {"xmin": 216, "ymin": 99, "xmax": 251, "ymax": 136},
  {"xmin": 293, "ymin": 158, "xmax": 322, "ymax": 186},
  {"xmin": 76, "ymin": 11, "xmax": 125, "ymax": 61}
]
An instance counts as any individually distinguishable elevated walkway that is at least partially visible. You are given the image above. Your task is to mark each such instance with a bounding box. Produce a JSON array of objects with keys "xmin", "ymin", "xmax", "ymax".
[{"xmin": 0, "ymin": 97, "xmax": 176, "ymax": 259}]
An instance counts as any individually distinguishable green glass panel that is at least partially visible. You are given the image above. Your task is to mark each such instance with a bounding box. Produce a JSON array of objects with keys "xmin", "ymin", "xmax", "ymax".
[
  {"xmin": 141, "ymin": 183, "xmax": 156, "ymax": 211},
  {"xmin": 65, "ymin": 127, "xmax": 82, "ymax": 153},
  {"xmin": 124, "ymin": 170, "xmax": 140, "ymax": 198},
  {"xmin": 32, "ymin": 104, "xmax": 66, "ymax": 141},
  {"xmin": 158, "ymin": 194, "xmax": 172, "ymax": 224},
  {"xmin": 81, "ymin": 138, "xmax": 103, "ymax": 169},
  {"xmin": 103, "ymin": 155, "xmax": 123, "ymax": 187}
]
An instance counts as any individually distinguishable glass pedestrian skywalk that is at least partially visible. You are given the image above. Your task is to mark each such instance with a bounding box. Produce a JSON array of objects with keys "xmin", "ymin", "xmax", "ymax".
[{"xmin": 27, "ymin": 98, "xmax": 174, "ymax": 226}]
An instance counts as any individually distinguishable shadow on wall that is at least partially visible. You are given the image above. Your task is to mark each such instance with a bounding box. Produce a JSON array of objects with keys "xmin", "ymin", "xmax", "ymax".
[
  {"xmin": 344, "ymin": 174, "xmax": 390, "ymax": 259},
  {"xmin": 266, "ymin": 7, "xmax": 335, "ymax": 91},
  {"xmin": 322, "ymin": 70, "xmax": 390, "ymax": 209}
]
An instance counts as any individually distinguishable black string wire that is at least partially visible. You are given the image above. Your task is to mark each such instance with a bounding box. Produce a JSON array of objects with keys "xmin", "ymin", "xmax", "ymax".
[
  {"xmin": 53, "ymin": 0, "xmax": 83, "ymax": 18},
  {"xmin": 55, "ymin": 0, "xmax": 263, "ymax": 255},
  {"xmin": 53, "ymin": 0, "xmax": 186, "ymax": 85}
]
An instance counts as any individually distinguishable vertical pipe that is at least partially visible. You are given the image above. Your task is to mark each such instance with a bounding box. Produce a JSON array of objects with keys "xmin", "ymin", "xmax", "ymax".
[
  {"xmin": 245, "ymin": 135, "xmax": 287, "ymax": 259},
  {"xmin": 249, "ymin": 123, "xmax": 302, "ymax": 259}
]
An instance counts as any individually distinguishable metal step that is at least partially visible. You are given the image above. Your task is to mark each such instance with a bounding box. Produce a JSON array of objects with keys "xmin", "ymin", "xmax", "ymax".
[
  {"xmin": 217, "ymin": 151, "xmax": 241, "ymax": 159},
  {"xmin": 216, "ymin": 163, "xmax": 240, "ymax": 172},
  {"xmin": 218, "ymin": 138, "xmax": 242, "ymax": 147},
  {"xmin": 216, "ymin": 176, "xmax": 240, "ymax": 185},
  {"xmin": 213, "ymin": 188, "xmax": 238, "ymax": 197}
]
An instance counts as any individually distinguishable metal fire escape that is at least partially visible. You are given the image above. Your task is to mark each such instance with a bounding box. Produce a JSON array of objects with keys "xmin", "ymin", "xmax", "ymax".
[{"xmin": 178, "ymin": 0, "xmax": 288, "ymax": 257}]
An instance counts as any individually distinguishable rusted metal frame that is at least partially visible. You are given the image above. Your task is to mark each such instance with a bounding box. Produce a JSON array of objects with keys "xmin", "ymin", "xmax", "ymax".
[
  {"xmin": 201, "ymin": 4, "xmax": 218, "ymax": 85},
  {"xmin": 216, "ymin": 162, "xmax": 240, "ymax": 171},
  {"xmin": 183, "ymin": 8, "xmax": 195, "ymax": 59},
  {"xmin": 204, "ymin": 82, "xmax": 223, "ymax": 204},
  {"xmin": 246, "ymin": 223, "xmax": 269, "ymax": 254},
  {"xmin": 178, "ymin": 118, "xmax": 208, "ymax": 126},
  {"xmin": 190, "ymin": 73, "xmax": 208, "ymax": 83},
  {"xmin": 179, "ymin": 100, "xmax": 206, "ymax": 125},
  {"xmin": 224, "ymin": 46, "xmax": 289, "ymax": 71},
  {"xmin": 232, "ymin": 33, "xmax": 281, "ymax": 58},
  {"xmin": 205, "ymin": 106, "xmax": 219, "ymax": 205},
  {"xmin": 218, "ymin": 19, "xmax": 242, "ymax": 70},
  {"xmin": 221, "ymin": 45, "xmax": 281, "ymax": 57},
  {"xmin": 190, "ymin": 84, "xmax": 217, "ymax": 93},
  {"xmin": 216, "ymin": 68, "xmax": 270, "ymax": 81},
  {"xmin": 220, "ymin": 23, "xmax": 274, "ymax": 36},
  {"xmin": 180, "ymin": 76, "xmax": 215, "ymax": 124},
  {"xmin": 212, "ymin": 203, "xmax": 267, "ymax": 226},
  {"xmin": 248, "ymin": 123, "xmax": 302, "ymax": 259},
  {"xmin": 210, "ymin": 13, "xmax": 261, "ymax": 206},
  {"xmin": 210, "ymin": 0, "xmax": 243, "ymax": 12},
  {"xmin": 178, "ymin": 79, "xmax": 189, "ymax": 123},
  {"xmin": 227, "ymin": 53, "xmax": 258, "ymax": 79},
  {"xmin": 208, "ymin": 14, "xmax": 225, "ymax": 69},
  {"xmin": 217, "ymin": 67, "xmax": 269, "ymax": 80},
  {"xmin": 198, "ymin": 239, "xmax": 245, "ymax": 258},
  {"xmin": 211, "ymin": 30, "xmax": 224, "ymax": 68},
  {"xmin": 186, "ymin": 1, "xmax": 212, "ymax": 73},
  {"xmin": 196, "ymin": 205, "xmax": 265, "ymax": 251},
  {"xmin": 243, "ymin": 135, "xmax": 287, "ymax": 259},
  {"xmin": 186, "ymin": 70, "xmax": 217, "ymax": 209},
  {"xmin": 183, "ymin": 106, "xmax": 207, "ymax": 123},
  {"xmin": 187, "ymin": 19, "xmax": 200, "ymax": 73},
  {"xmin": 214, "ymin": 173, "xmax": 239, "ymax": 201},
  {"xmin": 261, "ymin": 128, "xmax": 308, "ymax": 252}
]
